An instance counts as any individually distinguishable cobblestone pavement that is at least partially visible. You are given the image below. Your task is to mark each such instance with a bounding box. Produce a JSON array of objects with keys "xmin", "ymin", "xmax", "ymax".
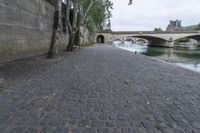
[{"xmin": 0, "ymin": 45, "xmax": 200, "ymax": 133}]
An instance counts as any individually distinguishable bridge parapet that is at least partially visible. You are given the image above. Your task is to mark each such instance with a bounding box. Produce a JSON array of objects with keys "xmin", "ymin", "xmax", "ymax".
[
  {"xmin": 111, "ymin": 31, "xmax": 200, "ymax": 34},
  {"xmin": 96, "ymin": 30, "xmax": 200, "ymax": 47}
]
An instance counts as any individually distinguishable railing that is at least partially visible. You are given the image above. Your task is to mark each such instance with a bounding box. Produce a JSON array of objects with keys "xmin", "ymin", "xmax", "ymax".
[{"xmin": 97, "ymin": 30, "xmax": 200, "ymax": 34}]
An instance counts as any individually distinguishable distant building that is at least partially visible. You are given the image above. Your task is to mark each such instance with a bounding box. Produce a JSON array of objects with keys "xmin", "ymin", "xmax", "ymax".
[
  {"xmin": 166, "ymin": 20, "xmax": 199, "ymax": 31},
  {"xmin": 166, "ymin": 20, "xmax": 182, "ymax": 31},
  {"xmin": 177, "ymin": 25, "xmax": 198, "ymax": 31}
]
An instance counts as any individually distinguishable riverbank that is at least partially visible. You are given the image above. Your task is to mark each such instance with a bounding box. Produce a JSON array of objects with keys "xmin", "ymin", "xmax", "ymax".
[
  {"xmin": 115, "ymin": 42, "xmax": 200, "ymax": 73},
  {"xmin": 0, "ymin": 45, "xmax": 200, "ymax": 132}
]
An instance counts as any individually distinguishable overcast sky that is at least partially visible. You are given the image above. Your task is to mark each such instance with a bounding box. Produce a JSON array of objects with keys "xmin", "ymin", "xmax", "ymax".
[{"xmin": 111, "ymin": 0, "xmax": 200, "ymax": 31}]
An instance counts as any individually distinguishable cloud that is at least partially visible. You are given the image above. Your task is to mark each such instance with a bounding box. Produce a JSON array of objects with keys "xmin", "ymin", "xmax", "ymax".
[{"xmin": 111, "ymin": 0, "xmax": 200, "ymax": 31}]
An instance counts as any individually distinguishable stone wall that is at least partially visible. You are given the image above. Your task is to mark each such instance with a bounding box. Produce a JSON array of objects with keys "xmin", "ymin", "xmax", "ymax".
[
  {"xmin": 95, "ymin": 32, "xmax": 113, "ymax": 44},
  {"xmin": 80, "ymin": 25, "xmax": 95, "ymax": 46},
  {"xmin": 0, "ymin": 0, "xmax": 68, "ymax": 62}
]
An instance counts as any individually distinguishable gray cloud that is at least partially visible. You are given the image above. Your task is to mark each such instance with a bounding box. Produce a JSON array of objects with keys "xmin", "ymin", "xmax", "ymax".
[{"xmin": 111, "ymin": 0, "xmax": 200, "ymax": 31}]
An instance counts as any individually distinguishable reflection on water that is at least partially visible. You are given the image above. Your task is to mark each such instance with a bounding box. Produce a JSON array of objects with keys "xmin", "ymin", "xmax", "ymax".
[{"xmin": 113, "ymin": 41, "xmax": 200, "ymax": 73}]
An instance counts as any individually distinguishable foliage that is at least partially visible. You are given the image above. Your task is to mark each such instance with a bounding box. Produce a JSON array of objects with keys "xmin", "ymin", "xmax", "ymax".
[
  {"xmin": 154, "ymin": 27, "xmax": 163, "ymax": 32},
  {"xmin": 195, "ymin": 23, "xmax": 200, "ymax": 30},
  {"xmin": 82, "ymin": 0, "xmax": 113, "ymax": 34},
  {"xmin": 177, "ymin": 38, "xmax": 190, "ymax": 42},
  {"xmin": 48, "ymin": 0, "xmax": 133, "ymax": 56}
]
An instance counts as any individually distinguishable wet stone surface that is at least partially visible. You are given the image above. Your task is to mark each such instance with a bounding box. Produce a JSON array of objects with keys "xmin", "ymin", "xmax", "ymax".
[{"xmin": 0, "ymin": 45, "xmax": 200, "ymax": 133}]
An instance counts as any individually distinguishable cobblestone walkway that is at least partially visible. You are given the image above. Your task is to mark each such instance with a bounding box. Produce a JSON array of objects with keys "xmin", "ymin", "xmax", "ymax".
[{"xmin": 0, "ymin": 45, "xmax": 200, "ymax": 133}]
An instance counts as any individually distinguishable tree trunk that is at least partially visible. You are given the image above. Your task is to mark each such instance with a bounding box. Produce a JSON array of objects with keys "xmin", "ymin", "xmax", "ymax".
[
  {"xmin": 75, "ymin": 13, "xmax": 81, "ymax": 47},
  {"xmin": 66, "ymin": 0, "xmax": 78, "ymax": 52},
  {"xmin": 75, "ymin": 29, "xmax": 80, "ymax": 48},
  {"xmin": 66, "ymin": 32, "xmax": 75, "ymax": 51},
  {"xmin": 47, "ymin": 0, "xmax": 62, "ymax": 58}
]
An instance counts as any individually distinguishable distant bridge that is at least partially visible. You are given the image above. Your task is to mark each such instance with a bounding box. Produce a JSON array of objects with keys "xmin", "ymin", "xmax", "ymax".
[{"xmin": 96, "ymin": 31, "xmax": 200, "ymax": 47}]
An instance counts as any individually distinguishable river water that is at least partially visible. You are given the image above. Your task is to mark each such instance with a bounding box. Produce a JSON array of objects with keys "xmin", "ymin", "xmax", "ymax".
[{"xmin": 114, "ymin": 41, "xmax": 200, "ymax": 73}]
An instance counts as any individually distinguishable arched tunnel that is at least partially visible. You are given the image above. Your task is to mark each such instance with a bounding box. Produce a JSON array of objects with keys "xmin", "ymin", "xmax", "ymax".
[{"xmin": 97, "ymin": 35, "xmax": 105, "ymax": 43}]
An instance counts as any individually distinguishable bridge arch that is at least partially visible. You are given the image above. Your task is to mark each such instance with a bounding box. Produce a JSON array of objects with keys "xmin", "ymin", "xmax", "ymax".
[
  {"xmin": 129, "ymin": 35, "xmax": 168, "ymax": 46},
  {"xmin": 174, "ymin": 35, "xmax": 200, "ymax": 41},
  {"xmin": 125, "ymin": 38, "xmax": 135, "ymax": 43},
  {"xmin": 97, "ymin": 35, "xmax": 105, "ymax": 43},
  {"xmin": 137, "ymin": 38, "xmax": 147, "ymax": 43},
  {"xmin": 113, "ymin": 39, "xmax": 123, "ymax": 42}
]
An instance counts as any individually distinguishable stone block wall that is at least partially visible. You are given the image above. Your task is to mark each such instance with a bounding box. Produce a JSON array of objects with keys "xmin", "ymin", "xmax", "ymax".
[
  {"xmin": 95, "ymin": 32, "xmax": 113, "ymax": 43},
  {"xmin": 80, "ymin": 25, "xmax": 95, "ymax": 46},
  {"xmin": 0, "ymin": 0, "xmax": 68, "ymax": 62}
]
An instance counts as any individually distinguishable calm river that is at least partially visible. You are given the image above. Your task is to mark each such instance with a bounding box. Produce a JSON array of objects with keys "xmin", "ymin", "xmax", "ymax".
[{"xmin": 114, "ymin": 42, "xmax": 200, "ymax": 73}]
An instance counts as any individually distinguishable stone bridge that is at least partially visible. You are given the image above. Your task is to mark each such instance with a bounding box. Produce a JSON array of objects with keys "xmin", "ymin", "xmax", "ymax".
[{"xmin": 95, "ymin": 31, "xmax": 200, "ymax": 47}]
